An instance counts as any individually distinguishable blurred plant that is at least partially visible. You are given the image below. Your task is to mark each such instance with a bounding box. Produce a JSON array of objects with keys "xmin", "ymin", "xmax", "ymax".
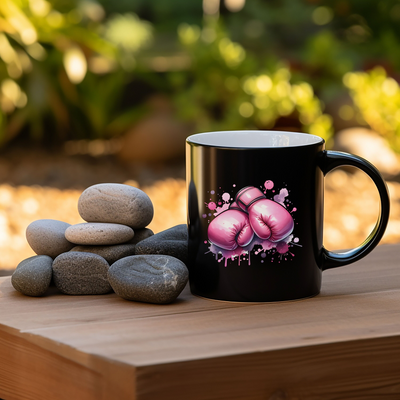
[
  {"xmin": 242, "ymin": 69, "xmax": 333, "ymax": 140},
  {"xmin": 104, "ymin": 13, "xmax": 152, "ymax": 71},
  {"xmin": 344, "ymin": 67, "xmax": 400, "ymax": 151},
  {"xmin": 4, "ymin": 0, "xmax": 400, "ymax": 150},
  {"xmin": 314, "ymin": 0, "xmax": 400, "ymax": 69},
  {"xmin": 219, "ymin": 0, "xmax": 400, "ymax": 130},
  {"xmin": 0, "ymin": 0, "xmax": 152, "ymax": 145},
  {"xmin": 98, "ymin": 0, "xmax": 203, "ymax": 32},
  {"xmin": 300, "ymin": 30, "xmax": 354, "ymax": 100},
  {"xmin": 169, "ymin": 22, "xmax": 333, "ymax": 142}
]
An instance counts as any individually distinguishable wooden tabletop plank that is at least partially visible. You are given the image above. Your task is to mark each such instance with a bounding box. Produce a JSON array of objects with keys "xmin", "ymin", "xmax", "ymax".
[
  {"xmin": 136, "ymin": 335, "xmax": 400, "ymax": 400},
  {"xmin": 0, "ymin": 283, "xmax": 249, "ymax": 331},
  {"xmin": 1, "ymin": 244, "xmax": 400, "ymax": 365},
  {"xmin": 1, "ymin": 243, "xmax": 398, "ymax": 330},
  {"xmin": 20, "ymin": 289, "xmax": 400, "ymax": 366},
  {"xmin": 1, "ymin": 243, "xmax": 400, "ymax": 399}
]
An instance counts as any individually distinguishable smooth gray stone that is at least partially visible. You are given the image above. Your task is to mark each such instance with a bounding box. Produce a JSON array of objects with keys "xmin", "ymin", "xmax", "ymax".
[
  {"xmin": 11, "ymin": 255, "xmax": 53, "ymax": 297},
  {"xmin": 70, "ymin": 244, "xmax": 136, "ymax": 265},
  {"xmin": 52, "ymin": 252, "xmax": 111, "ymax": 295},
  {"xmin": 26, "ymin": 219, "xmax": 74, "ymax": 258},
  {"xmin": 108, "ymin": 255, "xmax": 188, "ymax": 304},
  {"xmin": 127, "ymin": 228, "xmax": 154, "ymax": 244},
  {"xmin": 134, "ymin": 224, "xmax": 188, "ymax": 264},
  {"xmin": 78, "ymin": 183, "xmax": 154, "ymax": 229},
  {"xmin": 65, "ymin": 222, "xmax": 134, "ymax": 245}
]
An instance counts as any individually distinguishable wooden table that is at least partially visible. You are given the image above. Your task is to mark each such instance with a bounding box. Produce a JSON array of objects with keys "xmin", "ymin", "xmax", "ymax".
[{"xmin": 1, "ymin": 244, "xmax": 400, "ymax": 400}]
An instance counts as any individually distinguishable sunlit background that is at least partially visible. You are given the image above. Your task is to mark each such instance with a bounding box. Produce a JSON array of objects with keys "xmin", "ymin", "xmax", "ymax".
[{"xmin": 1, "ymin": 0, "xmax": 400, "ymax": 271}]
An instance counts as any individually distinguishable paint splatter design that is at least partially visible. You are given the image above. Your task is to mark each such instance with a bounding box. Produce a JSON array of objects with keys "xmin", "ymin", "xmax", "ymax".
[
  {"xmin": 264, "ymin": 180, "xmax": 274, "ymax": 190},
  {"xmin": 204, "ymin": 181, "xmax": 300, "ymax": 266},
  {"xmin": 273, "ymin": 188, "xmax": 289, "ymax": 206},
  {"xmin": 205, "ymin": 201, "xmax": 217, "ymax": 211},
  {"xmin": 222, "ymin": 192, "xmax": 231, "ymax": 202}
]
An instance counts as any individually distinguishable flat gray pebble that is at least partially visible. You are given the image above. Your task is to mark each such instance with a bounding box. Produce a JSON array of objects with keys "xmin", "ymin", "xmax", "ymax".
[
  {"xmin": 135, "ymin": 224, "xmax": 188, "ymax": 264},
  {"xmin": 65, "ymin": 223, "xmax": 134, "ymax": 245},
  {"xmin": 78, "ymin": 183, "xmax": 154, "ymax": 229},
  {"xmin": 12, "ymin": 255, "xmax": 53, "ymax": 296},
  {"xmin": 108, "ymin": 255, "xmax": 188, "ymax": 304},
  {"xmin": 52, "ymin": 252, "xmax": 111, "ymax": 295},
  {"xmin": 26, "ymin": 219, "xmax": 74, "ymax": 258},
  {"xmin": 70, "ymin": 244, "xmax": 136, "ymax": 265}
]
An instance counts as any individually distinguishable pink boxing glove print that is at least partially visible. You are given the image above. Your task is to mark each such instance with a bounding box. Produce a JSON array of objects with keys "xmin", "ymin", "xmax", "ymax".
[
  {"xmin": 208, "ymin": 202, "xmax": 254, "ymax": 250},
  {"xmin": 235, "ymin": 186, "xmax": 294, "ymax": 242},
  {"xmin": 204, "ymin": 181, "xmax": 300, "ymax": 267}
]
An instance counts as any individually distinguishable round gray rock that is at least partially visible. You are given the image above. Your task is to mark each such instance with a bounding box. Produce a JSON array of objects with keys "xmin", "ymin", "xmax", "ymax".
[
  {"xmin": 108, "ymin": 255, "xmax": 188, "ymax": 304},
  {"xmin": 135, "ymin": 224, "xmax": 188, "ymax": 265},
  {"xmin": 26, "ymin": 219, "xmax": 74, "ymax": 258},
  {"xmin": 126, "ymin": 228, "xmax": 154, "ymax": 244},
  {"xmin": 65, "ymin": 223, "xmax": 134, "ymax": 245},
  {"xmin": 52, "ymin": 252, "xmax": 111, "ymax": 295},
  {"xmin": 78, "ymin": 183, "xmax": 154, "ymax": 229},
  {"xmin": 70, "ymin": 244, "xmax": 136, "ymax": 265},
  {"xmin": 12, "ymin": 255, "xmax": 53, "ymax": 296}
]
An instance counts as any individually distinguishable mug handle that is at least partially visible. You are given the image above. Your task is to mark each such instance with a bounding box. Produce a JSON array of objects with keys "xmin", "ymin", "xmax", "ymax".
[{"xmin": 318, "ymin": 150, "xmax": 390, "ymax": 271}]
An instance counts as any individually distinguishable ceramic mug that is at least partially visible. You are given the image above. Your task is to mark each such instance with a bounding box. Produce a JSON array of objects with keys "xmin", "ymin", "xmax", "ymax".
[{"xmin": 186, "ymin": 130, "xmax": 390, "ymax": 302}]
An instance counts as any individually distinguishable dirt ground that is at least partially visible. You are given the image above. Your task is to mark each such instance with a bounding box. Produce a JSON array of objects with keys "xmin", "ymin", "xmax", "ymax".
[{"xmin": 0, "ymin": 145, "xmax": 399, "ymax": 272}]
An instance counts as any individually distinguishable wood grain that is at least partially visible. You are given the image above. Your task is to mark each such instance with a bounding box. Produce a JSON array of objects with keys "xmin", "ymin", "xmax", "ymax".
[
  {"xmin": 0, "ymin": 282, "xmax": 249, "ymax": 331},
  {"xmin": 0, "ymin": 327, "xmax": 136, "ymax": 400},
  {"xmin": 137, "ymin": 336, "xmax": 400, "ymax": 400},
  {"xmin": 0, "ymin": 243, "xmax": 400, "ymax": 399}
]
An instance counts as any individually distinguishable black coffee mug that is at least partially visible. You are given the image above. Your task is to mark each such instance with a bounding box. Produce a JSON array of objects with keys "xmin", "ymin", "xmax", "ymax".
[{"xmin": 186, "ymin": 130, "xmax": 390, "ymax": 302}]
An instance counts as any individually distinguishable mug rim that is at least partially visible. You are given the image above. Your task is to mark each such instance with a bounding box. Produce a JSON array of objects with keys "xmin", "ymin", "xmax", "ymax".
[{"xmin": 186, "ymin": 130, "xmax": 325, "ymax": 149}]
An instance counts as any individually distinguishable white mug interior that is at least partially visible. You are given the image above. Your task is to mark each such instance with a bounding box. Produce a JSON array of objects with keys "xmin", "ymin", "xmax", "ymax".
[{"xmin": 186, "ymin": 130, "xmax": 324, "ymax": 148}]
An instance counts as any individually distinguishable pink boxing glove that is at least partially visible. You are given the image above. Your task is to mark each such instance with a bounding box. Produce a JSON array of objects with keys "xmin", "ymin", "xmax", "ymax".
[
  {"xmin": 208, "ymin": 202, "xmax": 254, "ymax": 250},
  {"xmin": 235, "ymin": 186, "xmax": 294, "ymax": 242}
]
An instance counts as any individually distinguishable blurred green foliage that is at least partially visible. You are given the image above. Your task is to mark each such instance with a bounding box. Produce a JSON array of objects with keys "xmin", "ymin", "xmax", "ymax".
[
  {"xmin": 0, "ymin": 0, "xmax": 151, "ymax": 145},
  {"xmin": 344, "ymin": 67, "xmax": 400, "ymax": 152},
  {"xmin": 170, "ymin": 22, "xmax": 332, "ymax": 141},
  {"xmin": 1, "ymin": 0, "xmax": 400, "ymax": 150}
]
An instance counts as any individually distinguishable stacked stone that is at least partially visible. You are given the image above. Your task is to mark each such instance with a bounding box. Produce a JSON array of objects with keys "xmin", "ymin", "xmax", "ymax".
[{"xmin": 12, "ymin": 183, "xmax": 188, "ymax": 304}]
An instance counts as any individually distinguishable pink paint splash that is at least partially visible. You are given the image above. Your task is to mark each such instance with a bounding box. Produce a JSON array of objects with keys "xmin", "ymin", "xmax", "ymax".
[
  {"xmin": 213, "ymin": 203, "xmax": 230, "ymax": 217},
  {"xmin": 276, "ymin": 241, "xmax": 289, "ymax": 254},
  {"xmin": 222, "ymin": 192, "xmax": 231, "ymax": 202},
  {"xmin": 207, "ymin": 233, "xmax": 295, "ymax": 266},
  {"xmin": 290, "ymin": 237, "xmax": 302, "ymax": 247},
  {"xmin": 207, "ymin": 243, "xmax": 247, "ymax": 267},
  {"xmin": 264, "ymin": 180, "xmax": 274, "ymax": 190},
  {"xmin": 205, "ymin": 202, "xmax": 217, "ymax": 211},
  {"xmin": 205, "ymin": 181, "xmax": 300, "ymax": 265},
  {"xmin": 273, "ymin": 188, "xmax": 289, "ymax": 206}
]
